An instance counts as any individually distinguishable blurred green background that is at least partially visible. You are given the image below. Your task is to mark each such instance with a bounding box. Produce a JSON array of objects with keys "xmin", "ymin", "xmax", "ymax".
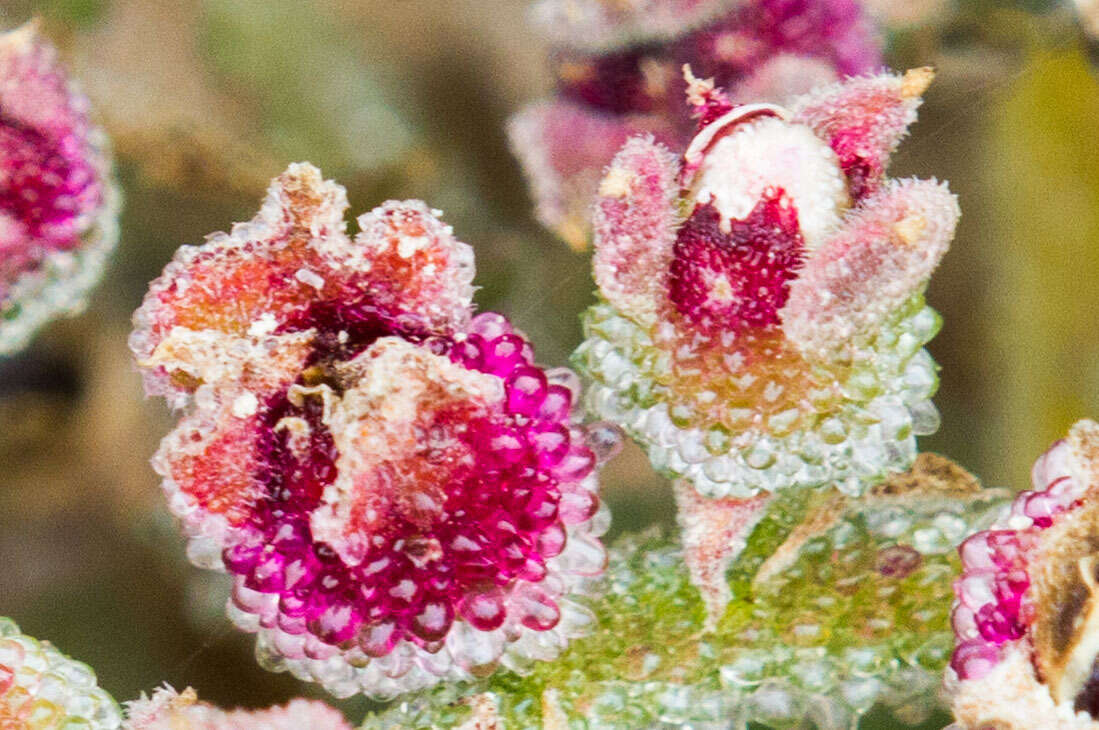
[{"xmin": 1, "ymin": 0, "xmax": 1097, "ymax": 727}]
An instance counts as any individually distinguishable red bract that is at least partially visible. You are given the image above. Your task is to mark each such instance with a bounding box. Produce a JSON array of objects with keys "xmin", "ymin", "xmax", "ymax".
[
  {"xmin": 510, "ymin": 0, "xmax": 881, "ymax": 248},
  {"xmin": 0, "ymin": 22, "xmax": 118, "ymax": 355},
  {"xmin": 667, "ymin": 194, "xmax": 804, "ymax": 336},
  {"xmin": 132, "ymin": 164, "xmax": 609, "ymax": 698}
]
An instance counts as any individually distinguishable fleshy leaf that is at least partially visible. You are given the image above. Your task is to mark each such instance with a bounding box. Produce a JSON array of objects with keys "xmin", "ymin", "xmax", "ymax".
[
  {"xmin": 361, "ymin": 458, "xmax": 1008, "ymax": 729},
  {"xmin": 0, "ymin": 617, "xmax": 122, "ymax": 729}
]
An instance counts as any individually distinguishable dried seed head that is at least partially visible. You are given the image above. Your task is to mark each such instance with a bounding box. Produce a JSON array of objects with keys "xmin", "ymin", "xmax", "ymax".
[{"xmin": 947, "ymin": 421, "xmax": 1099, "ymax": 729}]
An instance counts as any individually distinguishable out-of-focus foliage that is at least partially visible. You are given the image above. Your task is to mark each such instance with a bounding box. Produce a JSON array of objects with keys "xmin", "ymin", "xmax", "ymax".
[
  {"xmin": 981, "ymin": 47, "xmax": 1099, "ymax": 487},
  {"xmin": 363, "ymin": 470, "xmax": 1008, "ymax": 729}
]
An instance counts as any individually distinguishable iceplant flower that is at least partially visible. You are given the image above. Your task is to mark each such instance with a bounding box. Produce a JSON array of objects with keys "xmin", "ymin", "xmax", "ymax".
[
  {"xmin": 946, "ymin": 420, "xmax": 1099, "ymax": 730},
  {"xmin": 0, "ymin": 617, "xmax": 122, "ymax": 729},
  {"xmin": 509, "ymin": 0, "xmax": 881, "ymax": 248},
  {"xmin": 124, "ymin": 686, "xmax": 351, "ymax": 730},
  {"xmin": 0, "ymin": 21, "xmax": 119, "ymax": 355},
  {"xmin": 574, "ymin": 68, "xmax": 955, "ymax": 505},
  {"xmin": 131, "ymin": 163, "xmax": 610, "ymax": 699}
]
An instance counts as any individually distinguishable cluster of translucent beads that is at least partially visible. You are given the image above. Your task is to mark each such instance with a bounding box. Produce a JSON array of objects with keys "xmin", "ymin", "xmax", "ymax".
[
  {"xmin": 362, "ymin": 479, "xmax": 1008, "ymax": 730},
  {"xmin": 0, "ymin": 618, "xmax": 122, "ymax": 729},
  {"xmin": 183, "ymin": 314, "xmax": 612, "ymax": 699},
  {"xmin": 574, "ymin": 297, "xmax": 942, "ymax": 498},
  {"xmin": 361, "ymin": 530, "xmax": 968, "ymax": 729},
  {"xmin": 950, "ymin": 439, "xmax": 1083, "ymax": 681}
]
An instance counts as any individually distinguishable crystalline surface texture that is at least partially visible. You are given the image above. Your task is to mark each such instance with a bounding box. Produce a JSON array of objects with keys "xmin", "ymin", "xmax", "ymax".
[
  {"xmin": 0, "ymin": 617, "xmax": 122, "ymax": 729},
  {"xmin": 575, "ymin": 282, "xmax": 941, "ymax": 498},
  {"xmin": 361, "ymin": 464, "xmax": 1008, "ymax": 729},
  {"xmin": 132, "ymin": 165, "xmax": 609, "ymax": 699}
]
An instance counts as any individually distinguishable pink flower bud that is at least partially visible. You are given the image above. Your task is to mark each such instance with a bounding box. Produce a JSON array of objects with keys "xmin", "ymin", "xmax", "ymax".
[{"xmin": 577, "ymin": 70, "xmax": 954, "ymax": 500}]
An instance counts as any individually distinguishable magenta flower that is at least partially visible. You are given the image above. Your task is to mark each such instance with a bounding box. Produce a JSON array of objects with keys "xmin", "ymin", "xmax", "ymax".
[
  {"xmin": 0, "ymin": 21, "xmax": 119, "ymax": 355},
  {"xmin": 510, "ymin": 0, "xmax": 881, "ymax": 248},
  {"xmin": 947, "ymin": 420, "xmax": 1099, "ymax": 729},
  {"xmin": 124, "ymin": 686, "xmax": 351, "ymax": 730},
  {"xmin": 132, "ymin": 164, "xmax": 609, "ymax": 698}
]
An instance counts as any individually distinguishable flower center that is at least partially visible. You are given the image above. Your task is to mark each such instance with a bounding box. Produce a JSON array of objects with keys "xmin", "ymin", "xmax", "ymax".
[{"xmin": 667, "ymin": 191, "xmax": 804, "ymax": 335}]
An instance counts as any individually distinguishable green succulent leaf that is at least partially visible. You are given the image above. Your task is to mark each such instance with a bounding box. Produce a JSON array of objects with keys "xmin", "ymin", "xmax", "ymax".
[{"xmin": 361, "ymin": 471, "xmax": 1008, "ymax": 730}]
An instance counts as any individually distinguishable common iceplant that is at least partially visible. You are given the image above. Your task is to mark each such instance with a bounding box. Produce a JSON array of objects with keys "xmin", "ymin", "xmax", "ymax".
[
  {"xmin": 1, "ymin": 4, "xmax": 1091, "ymax": 730},
  {"xmin": 130, "ymin": 163, "xmax": 613, "ymax": 698}
]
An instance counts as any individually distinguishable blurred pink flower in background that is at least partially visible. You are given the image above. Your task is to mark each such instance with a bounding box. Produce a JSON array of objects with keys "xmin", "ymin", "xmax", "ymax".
[
  {"xmin": 509, "ymin": 0, "xmax": 881, "ymax": 248},
  {"xmin": 0, "ymin": 21, "xmax": 118, "ymax": 355}
]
